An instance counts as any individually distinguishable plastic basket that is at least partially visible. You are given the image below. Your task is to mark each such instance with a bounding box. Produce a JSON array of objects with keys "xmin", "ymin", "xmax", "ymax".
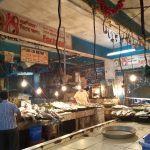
[
  {"xmin": 29, "ymin": 126, "xmax": 42, "ymax": 142},
  {"xmin": 139, "ymin": 134, "xmax": 150, "ymax": 150}
]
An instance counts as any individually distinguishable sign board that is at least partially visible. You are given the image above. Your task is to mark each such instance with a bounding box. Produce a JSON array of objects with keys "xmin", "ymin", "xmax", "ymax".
[
  {"xmin": 0, "ymin": 9, "xmax": 72, "ymax": 49},
  {"xmin": 114, "ymin": 54, "xmax": 150, "ymax": 70},
  {"xmin": 4, "ymin": 51, "xmax": 14, "ymax": 63},
  {"xmin": 21, "ymin": 47, "xmax": 48, "ymax": 65}
]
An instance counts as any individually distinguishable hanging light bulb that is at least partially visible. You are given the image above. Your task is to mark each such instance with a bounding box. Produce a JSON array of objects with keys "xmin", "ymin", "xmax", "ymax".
[
  {"xmin": 21, "ymin": 79, "xmax": 28, "ymax": 87},
  {"xmin": 129, "ymin": 74, "xmax": 137, "ymax": 82},
  {"xmin": 95, "ymin": 88, "xmax": 100, "ymax": 94},
  {"xmin": 36, "ymin": 87, "xmax": 42, "ymax": 95},
  {"xmin": 61, "ymin": 85, "xmax": 67, "ymax": 92},
  {"xmin": 76, "ymin": 84, "xmax": 81, "ymax": 90},
  {"xmin": 54, "ymin": 91, "xmax": 59, "ymax": 97}
]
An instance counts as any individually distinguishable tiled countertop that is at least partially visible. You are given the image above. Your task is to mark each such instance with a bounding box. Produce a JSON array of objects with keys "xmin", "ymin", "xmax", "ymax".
[{"xmin": 47, "ymin": 121, "xmax": 150, "ymax": 150}]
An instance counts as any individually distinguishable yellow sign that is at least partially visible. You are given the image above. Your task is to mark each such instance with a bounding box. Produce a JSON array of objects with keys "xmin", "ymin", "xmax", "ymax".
[{"xmin": 21, "ymin": 47, "xmax": 48, "ymax": 65}]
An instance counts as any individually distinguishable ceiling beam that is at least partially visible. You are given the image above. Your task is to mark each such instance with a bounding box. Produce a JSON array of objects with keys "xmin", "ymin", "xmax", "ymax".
[{"xmin": 123, "ymin": 5, "xmax": 150, "ymax": 10}]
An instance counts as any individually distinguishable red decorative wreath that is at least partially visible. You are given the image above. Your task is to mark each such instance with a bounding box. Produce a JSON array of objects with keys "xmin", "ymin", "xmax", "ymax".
[{"xmin": 96, "ymin": 0, "xmax": 125, "ymax": 17}]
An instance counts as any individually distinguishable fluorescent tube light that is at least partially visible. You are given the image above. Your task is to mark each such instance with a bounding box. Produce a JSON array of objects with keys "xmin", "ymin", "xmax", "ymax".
[
  {"xmin": 107, "ymin": 48, "xmax": 135, "ymax": 56},
  {"xmin": 17, "ymin": 72, "xmax": 33, "ymax": 76}
]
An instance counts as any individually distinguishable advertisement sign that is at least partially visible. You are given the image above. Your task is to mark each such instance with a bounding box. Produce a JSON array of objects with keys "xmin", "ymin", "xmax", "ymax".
[
  {"xmin": 114, "ymin": 54, "xmax": 150, "ymax": 70},
  {"xmin": 0, "ymin": 9, "xmax": 72, "ymax": 49},
  {"xmin": 21, "ymin": 47, "xmax": 48, "ymax": 65}
]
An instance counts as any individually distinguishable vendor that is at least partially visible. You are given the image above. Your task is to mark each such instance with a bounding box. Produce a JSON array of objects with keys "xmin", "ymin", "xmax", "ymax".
[
  {"xmin": 74, "ymin": 85, "xmax": 89, "ymax": 105},
  {"xmin": 0, "ymin": 90, "xmax": 21, "ymax": 150}
]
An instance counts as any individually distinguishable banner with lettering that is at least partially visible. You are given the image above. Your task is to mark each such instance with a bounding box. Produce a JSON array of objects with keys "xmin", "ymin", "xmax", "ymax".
[
  {"xmin": 0, "ymin": 9, "xmax": 72, "ymax": 49},
  {"xmin": 21, "ymin": 47, "xmax": 48, "ymax": 65},
  {"xmin": 114, "ymin": 54, "xmax": 150, "ymax": 70}
]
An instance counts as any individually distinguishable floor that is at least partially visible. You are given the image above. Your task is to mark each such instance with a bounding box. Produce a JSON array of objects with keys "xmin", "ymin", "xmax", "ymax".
[{"xmin": 47, "ymin": 121, "xmax": 150, "ymax": 150}]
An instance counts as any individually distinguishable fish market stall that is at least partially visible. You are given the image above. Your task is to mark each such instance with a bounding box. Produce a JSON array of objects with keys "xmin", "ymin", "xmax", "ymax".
[{"xmin": 18, "ymin": 100, "xmax": 104, "ymax": 149}]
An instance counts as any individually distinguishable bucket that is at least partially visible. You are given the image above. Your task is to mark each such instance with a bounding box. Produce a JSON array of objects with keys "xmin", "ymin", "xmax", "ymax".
[
  {"xmin": 139, "ymin": 134, "xmax": 150, "ymax": 150},
  {"xmin": 29, "ymin": 126, "xmax": 42, "ymax": 142}
]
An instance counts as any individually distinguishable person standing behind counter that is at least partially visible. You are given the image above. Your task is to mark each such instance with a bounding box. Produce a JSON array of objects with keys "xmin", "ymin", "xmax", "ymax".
[
  {"xmin": 74, "ymin": 87, "xmax": 89, "ymax": 105},
  {"xmin": 0, "ymin": 90, "xmax": 21, "ymax": 150}
]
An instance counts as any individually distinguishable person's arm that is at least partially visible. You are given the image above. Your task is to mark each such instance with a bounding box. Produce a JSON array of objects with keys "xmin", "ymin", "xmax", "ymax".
[
  {"xmin": 74, "ymin": 92, "xmax": 77, "ymax": 101},
  {"xmin": 85, "ymin": 91, "xmax": 90, "ymax": 103},
  {"xmin": 13, "ymin": 104, "xmax": 21, "ymax": 120},
  {"xmin": 87, "ymin": 96, "xmax": 90, "ymax": 103},
  {"xmin": 16, "ymin": 111, "xmax": 21, "ymax": 120},
  {"xmin": 74, "ymin": 92, "xmax": 80, "ymax": 104}
]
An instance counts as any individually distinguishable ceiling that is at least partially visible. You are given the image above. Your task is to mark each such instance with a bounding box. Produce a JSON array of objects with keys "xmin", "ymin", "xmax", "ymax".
[
  {"xmin": 0, "ymin": 0, "xmax": 150, "ymax": 49},
  {"xmin": 119, "ymin": 0, "xmax": 150, "ymax": 34},
  {"xmin": 0, "ymin": 0, "xmax": 113, "ymax": 48}
]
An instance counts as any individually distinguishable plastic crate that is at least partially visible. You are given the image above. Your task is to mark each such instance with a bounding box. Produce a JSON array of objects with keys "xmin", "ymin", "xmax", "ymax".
[
  {"xmin": 29, "ymin": 126, "xmax": 42, "ymax": 142},
  {"xmin": 139, "ymin": 134, "xmax": 150, "ymax": 150}
]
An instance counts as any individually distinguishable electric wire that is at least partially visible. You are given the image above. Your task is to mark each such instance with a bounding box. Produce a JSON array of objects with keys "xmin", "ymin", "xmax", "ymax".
[
  {"xmin": 125, "ymin": 6, "xmax": 149, "ymax": 24},
  {"xmin": 92, "ymin": 7, "xmax": 98, "ymax": 81},
  {"xmin": 140, "ymin": 0, "xmax": 148, "ymax": 65},
  {"xmin": 56, "ymin": 0, "xmax": 63, "ymax": 84},
  {"xmin": 131, "ymin": 52, "xmax": 134, "ymax": 72},
  {"xmin": 123, "ymin": 5, "xmax": 150, "ymax": 10},
  {"xmin": 118, "ymin": 25, "xmax": 125, "ymax": 81}
]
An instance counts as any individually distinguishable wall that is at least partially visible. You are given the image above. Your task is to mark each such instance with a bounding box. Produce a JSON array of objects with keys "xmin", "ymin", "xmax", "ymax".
[
  {"xmin": 72, "ymin": 36, "xmax": 111, "ymax": 58},
  {"xmin": 0, "ymin": 40, "xmax": 20, "ymax": 54}
]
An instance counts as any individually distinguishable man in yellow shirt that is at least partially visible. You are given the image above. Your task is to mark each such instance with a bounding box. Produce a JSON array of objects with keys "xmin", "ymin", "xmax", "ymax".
[{"xmin": 74, "ymin": 88, "xmax": 89, "ymax": 105}]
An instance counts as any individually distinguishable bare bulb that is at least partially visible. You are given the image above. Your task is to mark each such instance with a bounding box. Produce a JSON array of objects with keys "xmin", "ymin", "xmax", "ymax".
[
  {"xmin": 61, "ymin": 85, "xmax": 67, "ymax": 91},
  {"xmin": 21, "ymin": 79, "xmax": 28, "ymax": 87},
  {"xmin": 54, "ymin": 91, "xmax": 59, "ymax": 97},
  {"xmin": 129, "ymin": 74, "xmax": 137, "ymax": 82},
  {"xmin": 95, "ymin": 88, "xmax": 100, "ymax": 94},
  {"xmin": 36, "ymin": 87, "xmax": 42, "ymax": 95},
  {"xmin": 76, "ymin": 85, "xmax": 81, "ymax": 90}
]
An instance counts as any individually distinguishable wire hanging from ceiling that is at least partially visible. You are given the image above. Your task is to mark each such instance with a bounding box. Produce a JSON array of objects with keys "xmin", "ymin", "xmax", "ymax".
[
  {"xmin": 130, "ymin": 52, "xmax": 134, "ymax": 71},
  {"xmin": 140, "ymin": 0, "xmax": 147, "ymax": 66},
  {"xmin": 118, "ymin": 24, "xmax": 125, "ymax": 81},
  {"xmin": 92, "ymin": 6, "xmax": 98, "ymax": 81},
  {"xmin": 56, "ymin": 0, "xmax": 63, "ymax": 84}
]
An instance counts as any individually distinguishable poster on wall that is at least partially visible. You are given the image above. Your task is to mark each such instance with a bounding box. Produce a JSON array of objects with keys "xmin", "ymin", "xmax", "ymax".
[
  {"xmin": 4, "ymin": 51, "xmax": 14, "ymax": 63},
  {"xmin": 21, "ymin": 47, "xmax": 48, "ymax": 65},
  {"xmin": 114, "ymin": 54, "xmax": 150, "ymax": 70},
  {"xmin": 0, "ymin": 8, "xmax": 72, "ymax": 49}
]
